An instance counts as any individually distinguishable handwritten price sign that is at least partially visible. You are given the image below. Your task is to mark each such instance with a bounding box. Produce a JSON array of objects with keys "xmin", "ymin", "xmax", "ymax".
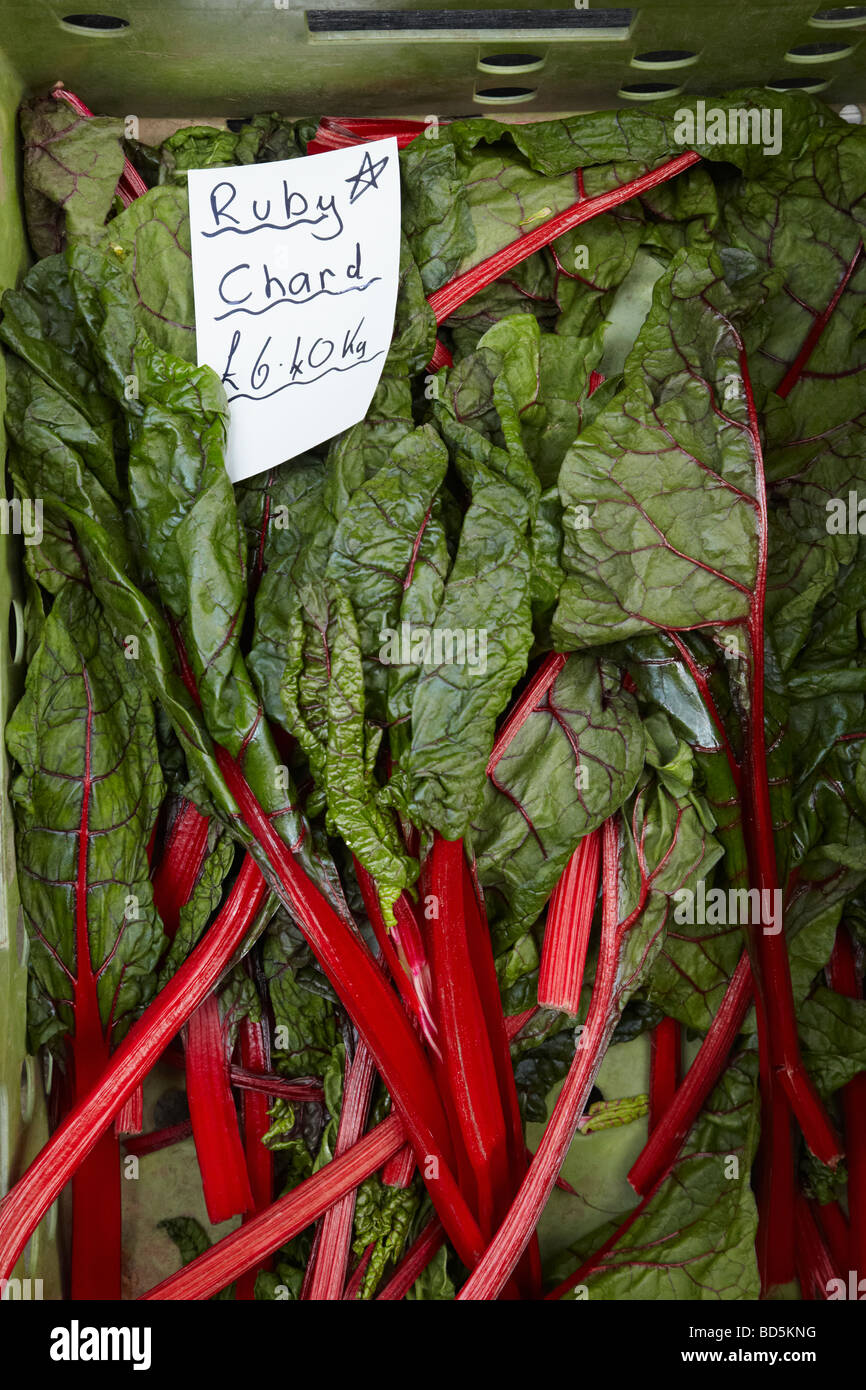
[{"xmin": 187, "ymin": 138, "xmax": 400, "ymax": 482}]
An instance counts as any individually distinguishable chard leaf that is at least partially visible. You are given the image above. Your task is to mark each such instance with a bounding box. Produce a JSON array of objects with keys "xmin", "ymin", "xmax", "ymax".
[
  {"xmin": 66, "ymin": 240, "xmax": 312, "ymax": 848},
  {"xmin": 405, "ymin": 1243, "xmax": 455, "ymax": 1301},
  {"xmin": 325, "ymin": 425, "xmax": 449, "ymax": 723},
  {"xmin": 470, "ymin": 655, "xmax": 645, "ymax": 937},
  {"xmin": 247, "ymin": 456, "xmax": 335, "ymax": 740},
  {"xmin": 7, "ymin": 584, "xmax": 165, "ymax": 1049},
  {"xmin": 263, "ymin": 915, "xmax": 340, "ymax": 1080},
  {"xmin": 321, "ymin": 591, "xmax": 416, "ymax": 912},
  {"xmin": 98, "ymin": 185, "xmax": 196, "ymax": 362},
  {"xmin": 405, "ymin": 468, "xmax": 534, "ymax": 840},
  {"xmin": 0, "ymin": 255, "xmax": 119, "ymax": 495},
  {"xmin": 157, "ymin": 829, "xmax": 237, "ymax": 987},
  {"xmin": 20, "ymin": 97, "xmax": 125, "ymax": 258},
  {"xmin": 351, "ymin": 1177, "xmax": 419, "ymax": 1298},
  {"xmin": 155, "ymin": 123, "xmax": 277, "ymax": 184},
  {"xmin": 799, "ymin": 987, "xmax": 866, "ymax": 1095},
  {"xmin": 158, "ymin": 1218, "xmax": 234, "ymax": 1300},
  {"xmin": 561, "ymin": 1050, "xmax": 760, "ymax": 1300},
  {"xmin": 553, "ymin": 243, "xmax": 764, "ymax": 648},
  {"xmin": 400, "ymin": 136, "xmax": 476, "ymax": 292},
  {"xmin": 324, "ymin": 372, "xmax": 416, "ymax": 518}
]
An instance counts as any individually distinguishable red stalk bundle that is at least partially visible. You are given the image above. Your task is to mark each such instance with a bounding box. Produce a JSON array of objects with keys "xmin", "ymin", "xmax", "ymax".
[
  {"xmin": 124, "ymin": 1121, "xmax": 194, "ymax": 1158},
  {"xmin": 648, "ymin": 1016, "xmax": 681, "ymax": 1134},
  {"xmin": 538, "ymin": 830, "xmax": 601, "ymax": 1015},
  {"xmin": 795, "ymin": 1194, "xmax": 841, "ymax": 1301},
  {"xmin": 427, "ymin": 835, "xmax": 512, "ymax": 1242},
  {"xmin": 141, "ymin": 1115, "xmax": 407, "ymax": 1299},
  {"xmin": 151, "ymin": 798, "xmax": 210, "ymax": 939},
  {"xmin": 68, "ymin": 659, "xmax": 120, "ymax": 1300},
  {"xmin": 236, "ymin": 1017, "xmax": 275, "ymax": 1299},
  {"xmin": 212, "ymin": 746, "xmax": 486, "ymax": 1270},
  {"xmin": 0, "ymin": 855, "xmax": 268, "ymax": 1284},
  {"xmin": 458, "ymin": 812, "xmax": 667, "ymax": 1300},
  {"xmin": 186, "ymin": 995, "xmax": 252, "ymax": 1224},
  {"xmin": 304, "ymin": 1043, "xmax": 377, "ymax": 1300}
]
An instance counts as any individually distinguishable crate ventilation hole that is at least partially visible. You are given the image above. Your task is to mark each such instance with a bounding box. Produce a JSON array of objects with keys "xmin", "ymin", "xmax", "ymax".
[
  {"xmin": 61, "ymin": 14, "xmax": 129, "ymax": 32},
  {"xmin": 632, "ymin": 50, "xmax": 699, "ymax": 70},
  {"xmin": 478, "ymin": 53, "xmax": 545, "ymax": 75},
  {"xmin": 7, "ymin": 598, "xmax": 24, "ymax": 667},
  {"xmin": 811, "ymin": 6, "xmax": 866, "ymax": 24},
  {"xmin": 786, "ymin": 41, "xmax": 855, "ymax": 61}
]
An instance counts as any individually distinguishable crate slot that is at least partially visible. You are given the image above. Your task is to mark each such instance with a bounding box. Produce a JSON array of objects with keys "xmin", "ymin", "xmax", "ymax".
[
  {"xmin": 810, "ymin": 5, "xmax": 866, "ymax": 25},
  {"xmin": 478, "ymin": 52, "xmax": 546, "ymax": 75},
  {"xmin": 306, "ymin": 9, "xmax": 632, "ymax": 39},
  {"xmin": 7, "ymin": 598, "xmax": 24, "ymax": 668},
  {"xmin": 767, "ymin": 74, "xmax": 831, "ymax": 91},
  {"xmin": 631, "ymin": 50, "xmax": 699, "ymax": 71},
  {"xmin": 474, "ymin": 84, "xmax": 538, "ymax": 105},
  {"xmin": 619, "ymin": 81, "xmax": 683, "ymax": 100},
  {"xmin": 60, "ymin": 13, "xmax": 129, "ymax": 32},
  {"xmin": 786, "ymin": 41, "xmax": 855, "ymax": 61}
]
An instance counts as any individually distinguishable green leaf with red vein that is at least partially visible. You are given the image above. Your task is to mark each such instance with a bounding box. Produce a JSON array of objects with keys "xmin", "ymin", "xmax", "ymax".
[
  {"xmin": 325, "ymin": 425, "xmax": 449, "ymax": 724},
  {"xmin": 554, "ymin": 1050, "xmax": 760, "ymax": 1301},
  {"xmin": 7, "ymin": 583, "xmax": 165, "ymax": 1049},
  {"xmin": 20, "ymin": 97, "xmax": 125, "ymax": 258},
  {"xmin": 469, "ymin": 654, "xmax": 644, "ymax": 938},
  {"xmin": 553, "ymin": 241, "xmax": 775, "ymax": 649},
  {"xmin": 96, "ymin": 185, "xmax": 196, "ymax": 362},
  {"xmin": 404, "ymin": 468, "xmax": 534, "ymax": 842}
]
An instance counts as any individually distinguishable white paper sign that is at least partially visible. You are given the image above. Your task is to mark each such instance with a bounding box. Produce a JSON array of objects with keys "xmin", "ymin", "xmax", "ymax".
[{"xmin": 187, "ymin": 138, "xmax": 400, "ymax": 482}]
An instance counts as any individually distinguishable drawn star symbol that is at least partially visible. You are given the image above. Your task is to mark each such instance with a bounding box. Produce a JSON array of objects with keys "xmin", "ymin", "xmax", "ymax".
[{"xmin": 345, "ymin": 150, "xmax": 389, "ymax": 205}]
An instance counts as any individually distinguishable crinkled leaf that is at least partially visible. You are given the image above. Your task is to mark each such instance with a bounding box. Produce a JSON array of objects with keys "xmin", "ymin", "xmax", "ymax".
[
  {"xmin": 553, "ymin": 243, "xmax": 765, "ymax": 648},
  {"xmin": 20, "ymin": 97, "xmax": 124, "ymax": 257},
  {"xmin": 470, "ymin": 655, "xmax": 645, "ymax": 937},
  {"xmin": 7, "ymin": 584, "xmax": 165, "ymax": 1046}
]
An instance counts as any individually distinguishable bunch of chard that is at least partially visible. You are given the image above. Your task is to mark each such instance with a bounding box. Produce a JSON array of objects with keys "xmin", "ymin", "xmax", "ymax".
[{"xmin": 0, "ymin": 88, "xmax": 865, "ymax": 1302}]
